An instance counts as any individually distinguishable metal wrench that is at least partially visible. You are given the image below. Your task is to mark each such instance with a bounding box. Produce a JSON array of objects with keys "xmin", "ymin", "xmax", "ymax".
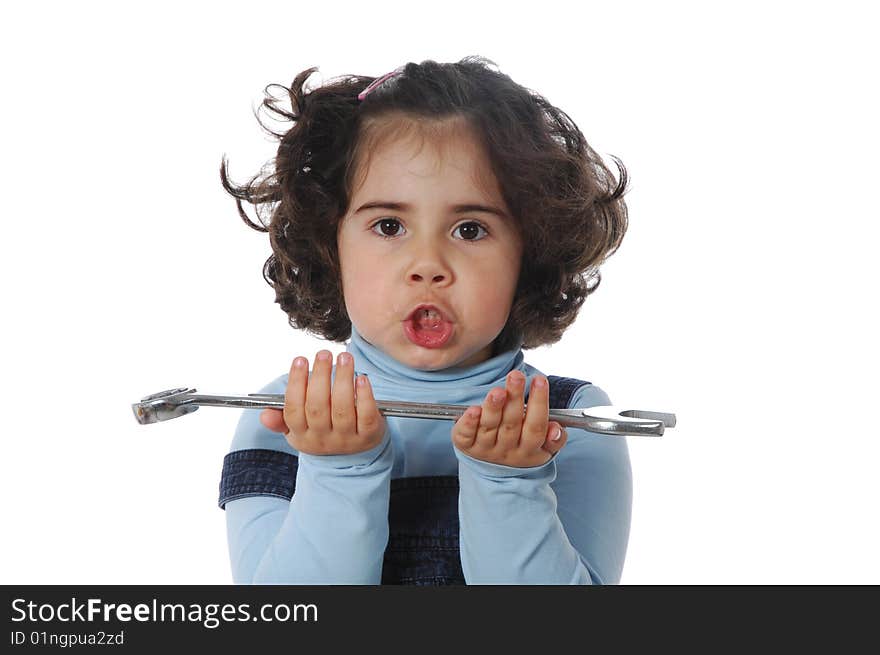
[{"xmin": 132, "ymin": 387, "xmax": 676, "ymax": 437}]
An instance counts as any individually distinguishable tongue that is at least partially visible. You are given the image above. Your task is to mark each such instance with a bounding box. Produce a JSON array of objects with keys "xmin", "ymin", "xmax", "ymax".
[{"xmin": 414, "ymin": 311, "xmax": 443, "ymax": 330}]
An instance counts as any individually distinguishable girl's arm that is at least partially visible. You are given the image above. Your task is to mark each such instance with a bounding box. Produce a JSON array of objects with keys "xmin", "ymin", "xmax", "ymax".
[
  {"xmin": 455, "ymin": 384, "xmax": 632, "ymax": 585},
  {"xmin": 222, "ymin": 373, "xmax": 394, "ymax": 584}
]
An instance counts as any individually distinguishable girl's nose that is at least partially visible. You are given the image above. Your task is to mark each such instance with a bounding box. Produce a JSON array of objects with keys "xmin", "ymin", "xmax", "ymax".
[
  {"xmin": 406, "ymin": 245, "xmax": 453, "ymax": 286},
  {"xmin": 408, "ymin": 257, "xmax": 449, "ymax": 283},
  {"xmin": 410, "ymin": 271, "xmax": 448, "ymax": 284}
]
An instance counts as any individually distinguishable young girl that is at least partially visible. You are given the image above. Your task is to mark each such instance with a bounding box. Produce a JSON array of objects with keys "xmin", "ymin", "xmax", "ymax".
[{"xmin": 217, "ymin": 56, "xmax": 632, "ymax": 585}]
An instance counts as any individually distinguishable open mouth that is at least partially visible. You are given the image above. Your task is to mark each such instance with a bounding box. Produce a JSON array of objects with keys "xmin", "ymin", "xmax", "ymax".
[{"xmin": 404, "ymin": 305, "xmax": 454, "ymax": 348}]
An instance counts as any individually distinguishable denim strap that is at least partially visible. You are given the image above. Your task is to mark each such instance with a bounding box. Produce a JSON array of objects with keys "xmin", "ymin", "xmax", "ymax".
[{"xmin": 547, "ymin": 375, "xmax": 591, "ymax": 412}]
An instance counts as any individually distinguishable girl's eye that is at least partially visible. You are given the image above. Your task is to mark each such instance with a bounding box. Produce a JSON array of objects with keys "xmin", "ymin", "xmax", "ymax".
[
  {"xmin": 371, "ymin": 218, "xmax": 404, "ymax": 239},
  {"xmin": 369, "ymin": 218, "xmax": 489, "ymax": 242},
  {"xmin": 453, "ymin": 221, "xmax": 488, "ymax": 241}
]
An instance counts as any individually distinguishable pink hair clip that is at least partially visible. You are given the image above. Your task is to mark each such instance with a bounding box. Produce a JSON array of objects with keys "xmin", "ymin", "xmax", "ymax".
[{"xmin": 358, "ymin": 66, "xmax": 405, "ymax": 101}]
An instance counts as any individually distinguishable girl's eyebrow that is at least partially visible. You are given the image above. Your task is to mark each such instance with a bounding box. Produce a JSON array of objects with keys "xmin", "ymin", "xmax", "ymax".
[{"xmin": 354, "ymin": 200, "xmax": 509, "ymax": 220}]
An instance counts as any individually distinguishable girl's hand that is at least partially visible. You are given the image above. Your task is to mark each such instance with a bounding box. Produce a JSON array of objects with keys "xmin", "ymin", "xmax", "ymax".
[
  {"xmin": 451, "ymin": 371, "xmax": 567, "ymax": 468},
  {"xmin": 259, "ymin": 350, "xmax": 387, "ymax": 456}
]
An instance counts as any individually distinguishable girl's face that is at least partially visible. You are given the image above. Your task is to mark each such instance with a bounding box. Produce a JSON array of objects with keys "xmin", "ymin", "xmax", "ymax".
[{"xmin": 337, "ymin": 124, "xmax": 523, "ymax": 371}]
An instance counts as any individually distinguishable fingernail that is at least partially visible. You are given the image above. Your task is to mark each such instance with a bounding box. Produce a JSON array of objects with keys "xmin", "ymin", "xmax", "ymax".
[
  {"xmin": 318, "ymin": 351, "xmax": 331, "ymax": 362},
  {"xmin": 551, "ymin": 426, "xmax": 562, "ymax": 441},
  {"xmin": 338, "ymin": 352, "xmax": 351, "ymax": 365},
  {"xmin": 293, "ymin": 357, "xmax": 306, "ymax": 368},
  {"xmin": 533, "ymin": 376, "xmax": 547, "ymax": 389}
]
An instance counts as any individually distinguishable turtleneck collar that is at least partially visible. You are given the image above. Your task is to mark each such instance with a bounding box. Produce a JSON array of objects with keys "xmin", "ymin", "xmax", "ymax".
[{"xmin": 345, "ymin": 324, "xmax": 526, "ymax": 395}]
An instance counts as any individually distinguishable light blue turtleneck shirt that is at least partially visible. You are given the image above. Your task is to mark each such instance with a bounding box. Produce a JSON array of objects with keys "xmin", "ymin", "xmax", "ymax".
[{"xmin": 224, "ymin": 326, "xmax": 632, "ymax": 584}]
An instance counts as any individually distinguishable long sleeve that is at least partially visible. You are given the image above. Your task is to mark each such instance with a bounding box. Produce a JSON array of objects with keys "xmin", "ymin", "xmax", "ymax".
[
  {"xmin": 223, "ymin": 375, "xmax": 394, "ymax": 584},
  {"xmin": 455, "ymin": 383, "xmax": 632, "ymax": 584}
]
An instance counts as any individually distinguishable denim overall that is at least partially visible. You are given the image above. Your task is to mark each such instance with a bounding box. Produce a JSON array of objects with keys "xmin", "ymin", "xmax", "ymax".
[{"xmin": 218, "ymin": 375, "xmax": 590, "ymax": 585}]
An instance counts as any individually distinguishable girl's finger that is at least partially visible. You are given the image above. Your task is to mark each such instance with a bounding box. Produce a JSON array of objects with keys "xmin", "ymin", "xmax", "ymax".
[
  {"xmin": 451, "ymin": 406, "xmax": 481, "ymax": 450},
  {"xmin": 541, "ymin": 423, "xmax": 567, "ymax": 455},
  {"xmin": 354, "ymin": 374, "xmax": 384, "ymax": 439},
  {"xmin": 260, "ymin": 408, "xmax": 288, "ymax": 434},
  {"xmin": 304, "ymin": 350, "xmax": 333, "ymax": 433},
  {"xmin": 521, "ymin": 375, "xmax": 550, "ymax": 450},
  {"xmin": 496, "ymin": 371, "xmax": 526, "ymax": 451},
  {"xmin": 284, "ymin": 355, "xmax": 310, "ymax": 436},
  {"xmin": 330, "ymin": 352, "xmax": 356, "ymax": 433},
  {"xmin": 476, "ymin": 387, "xmax": 506, "ymax": 449}
]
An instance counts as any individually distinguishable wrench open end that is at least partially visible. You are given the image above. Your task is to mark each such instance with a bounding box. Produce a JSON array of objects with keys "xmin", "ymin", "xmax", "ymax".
[
  {"xmin": 578, "ymin": 406, "xmax": 677, "ymax": 437},
  {"xmin": 132, "ymin": 388, "xmax": 200, "ymax": 425}
]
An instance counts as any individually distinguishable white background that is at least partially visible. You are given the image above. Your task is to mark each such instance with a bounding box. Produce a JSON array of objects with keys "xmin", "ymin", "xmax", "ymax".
[{"xmin": 1, "ymin": 1, "xmax": 877, "ymax": 584}]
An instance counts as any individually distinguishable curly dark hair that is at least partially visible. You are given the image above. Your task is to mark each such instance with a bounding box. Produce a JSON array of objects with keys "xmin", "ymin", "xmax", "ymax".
[{"xmin": 220, "ymin": 56, "xmax": 628, "ymax": 354}]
